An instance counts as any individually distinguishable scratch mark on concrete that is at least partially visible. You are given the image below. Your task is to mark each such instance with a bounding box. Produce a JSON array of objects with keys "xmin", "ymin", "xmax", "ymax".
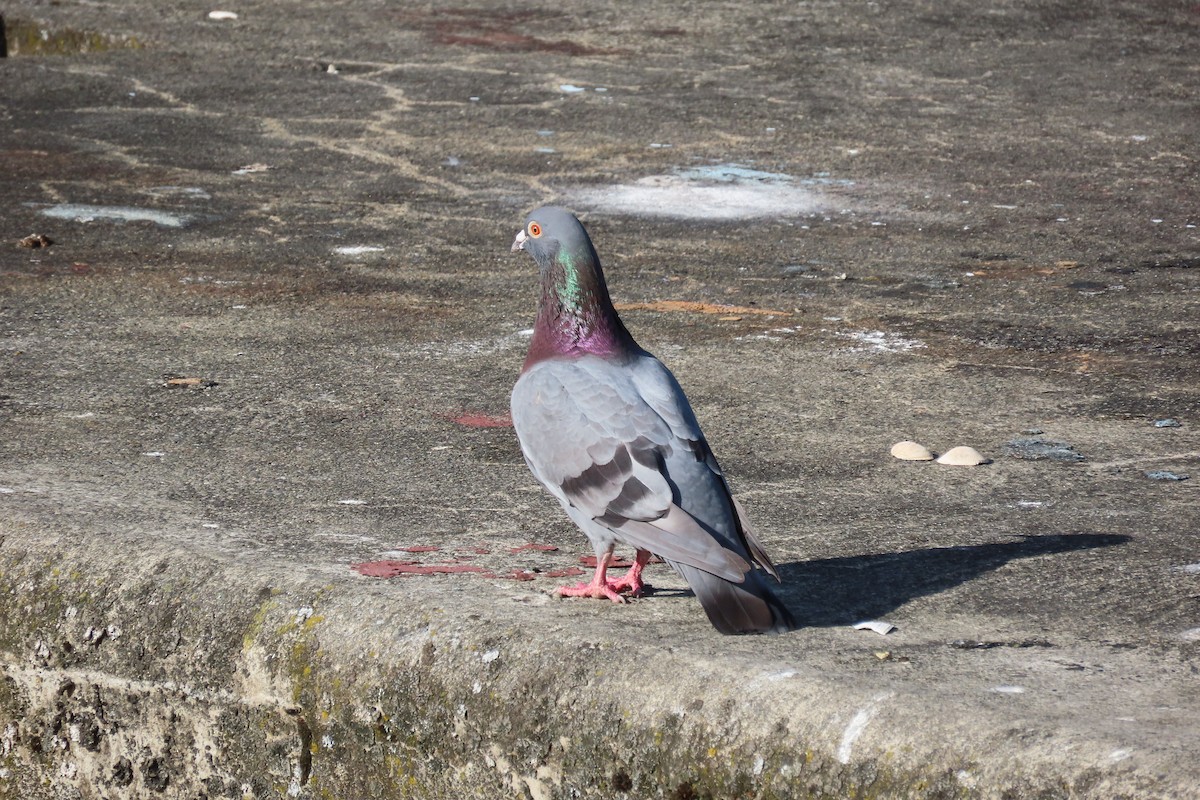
[{"xmin": 837, "ymin": 692, "xmax": 891, "ymax": 764}]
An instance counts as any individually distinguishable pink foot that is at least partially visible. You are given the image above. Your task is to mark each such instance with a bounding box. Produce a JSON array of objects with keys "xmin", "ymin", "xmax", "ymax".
[
  {"xmin": 553, "ymin": 550, "xmax": 650, "ymax": 604},
  {"xmin": 555, "ymin": 580, "xmax": 626, "ymax": 603},
  {"xmin": 607, "ymin": 549, "xmax": 652, "ymax": 597}
]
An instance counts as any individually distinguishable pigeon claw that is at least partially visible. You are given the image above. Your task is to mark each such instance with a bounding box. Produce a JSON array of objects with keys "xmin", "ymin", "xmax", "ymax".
[
  {"xmin": 554, "ymin": 581, "xmax": 627, "ymax": 603},
  {"xmin": 606, "ymin": 549, "xmax": 653, "ymax": 597},
  {"xmin": 606, "ymin": 573, "xmax": 646, "ymax": 598},
  {"xmin": 553, "ymin": 549, "xmax": 652, "ymax": 603}
]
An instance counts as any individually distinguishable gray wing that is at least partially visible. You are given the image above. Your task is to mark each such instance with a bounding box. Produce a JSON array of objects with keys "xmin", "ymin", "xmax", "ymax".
[
  {"xmin": 627, "ymin": 355, "xmax": 782, "ymax": 581},
  {"xmin": 511, "ymin": 354, "xmax": 751, "ymax": 581}
]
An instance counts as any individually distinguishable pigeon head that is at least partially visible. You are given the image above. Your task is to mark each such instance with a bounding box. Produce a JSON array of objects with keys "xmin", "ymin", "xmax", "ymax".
[
  {"xmin": 512, "ymin": 206, "xmax": 638, "ymax": 366},
  {"xmin": 511, "ymin": 206, "xmax": 598, "ymax": 268}
]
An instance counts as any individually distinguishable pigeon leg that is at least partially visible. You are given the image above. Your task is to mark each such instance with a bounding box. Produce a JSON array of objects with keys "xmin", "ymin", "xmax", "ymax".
[
  {"xmin": 607, "ymin": 549, "xmax": 652, "ymax": 596},
  {"xmin": 555, "ymin": 550, "xmax": 626, "ymax": 603}
]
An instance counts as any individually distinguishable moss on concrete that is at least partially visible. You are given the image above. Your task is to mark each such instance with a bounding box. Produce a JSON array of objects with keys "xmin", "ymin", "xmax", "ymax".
[{"xmin": 0, "ymin": 524, "xmax": 1176, "ymax": 799}]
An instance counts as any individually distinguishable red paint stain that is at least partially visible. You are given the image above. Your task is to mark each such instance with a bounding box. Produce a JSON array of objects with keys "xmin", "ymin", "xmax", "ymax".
[
  {"xmin": 503, "ymin": 570, "xmax": 538, "ymax": 582},
  {"xmin": 500, "ymin": 567, "xmax": 584, "ymax": 581},
  {"xmin": 352, "ymin": 560, "xmax": 416, "ymax": 577},
  {"xmin": 542, "ymin": 567, "xmax": 586, "ymax": 579},
  {"xmin": 399, "ymin": 10, "xmax": 624, "ymax": 57},
  {"xmin": 508, "ymin": 543, "xmax": 559, "ymax": 554},
  {"xmin": 581, "ymin": 555, "xmax": 635, "ymax": 568},
  {"xmin": 405, "ymin": 564, "xmax": 490, "ymax": 575},
  {"xmin": 434, "ymin": 30, "xmax": 622, "ymax": 56},
  {"xmin": 353, "ymin": 561, "xmax": 587, "ymax": 582},
  {"xmin": 449, "ymin": 412, "xmax": 513, "ymax": 428},
  {"xmin": 353, "ymin": 560, "xmax": 489, "ymax": 578}
]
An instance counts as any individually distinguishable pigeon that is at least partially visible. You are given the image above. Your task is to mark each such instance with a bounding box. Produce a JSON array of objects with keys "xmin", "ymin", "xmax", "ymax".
[{"xmin": 509, "ymin": 206, "xmax": 795, "ymax": 635}]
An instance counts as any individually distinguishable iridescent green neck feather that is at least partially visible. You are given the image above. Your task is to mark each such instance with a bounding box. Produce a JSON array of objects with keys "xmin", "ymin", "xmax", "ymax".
[{"xmin": 523, "ymin": 237, "xmax": 637, "ymax": 370}]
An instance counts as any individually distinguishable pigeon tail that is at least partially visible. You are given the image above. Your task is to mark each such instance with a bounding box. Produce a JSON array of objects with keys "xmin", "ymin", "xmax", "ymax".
[
  {"xmin": 671, "ymin": 562, "xmax": 796, "ymax": 635},
  {"xmin": 732, "ymin": 496, "xmax": 783, "ymax": 581}
]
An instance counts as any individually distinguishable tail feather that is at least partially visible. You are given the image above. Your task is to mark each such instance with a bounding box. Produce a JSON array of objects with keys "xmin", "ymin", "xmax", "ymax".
[
  {"xmin": 671, "ymin": 561, "xmax": 796, "ymax": 635},
  {"xmin": 731, "ymin": 496, "xmax": 781, "ymax": 581}
]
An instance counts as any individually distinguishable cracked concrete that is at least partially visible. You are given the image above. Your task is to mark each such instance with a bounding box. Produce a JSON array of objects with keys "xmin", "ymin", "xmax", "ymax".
[{"xmin": 2, "ymin": 0, "xmax": 1199, "ymax": 798}]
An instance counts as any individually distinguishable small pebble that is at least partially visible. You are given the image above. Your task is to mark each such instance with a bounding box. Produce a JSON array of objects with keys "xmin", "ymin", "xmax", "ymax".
[
  {"xmin": 936, "ymin": 445, "xmax": 988, "ymax": 466},
  {"xmin": 891, "ymin": 440, "xmax": 934, "ymax": 461},
  {"xmin": 18, "ymin": 233, "xmax": 53, "ymax": 248},
  {"xmin": 1145, "ymin": 470, "xmax": 1189, "ymax": 481},
  {"xmin": 1153, "ymin": 419, "xmax": 1181, "ymax": 428}
]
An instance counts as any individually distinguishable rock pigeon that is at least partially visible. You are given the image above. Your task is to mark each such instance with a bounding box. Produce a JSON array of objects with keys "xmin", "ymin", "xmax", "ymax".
[{"xmin": 509, "ymin": 206, "xmax": 795, "ymax": 635}]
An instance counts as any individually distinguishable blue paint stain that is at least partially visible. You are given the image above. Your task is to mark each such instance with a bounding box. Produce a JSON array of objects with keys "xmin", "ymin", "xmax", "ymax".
[
  {"xmin": 36, "ymin": 203, "xmax": 195, "ymax": 228},
  {"xmin": 1145, "ymin": 470, "xmax": 1189, "ymax": 481}
]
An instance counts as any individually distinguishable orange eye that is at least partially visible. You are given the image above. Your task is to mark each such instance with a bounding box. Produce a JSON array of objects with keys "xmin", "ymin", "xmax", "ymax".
[{"xmin": 528, "ymin": 222, "xmax": 542, "ymax": 238}]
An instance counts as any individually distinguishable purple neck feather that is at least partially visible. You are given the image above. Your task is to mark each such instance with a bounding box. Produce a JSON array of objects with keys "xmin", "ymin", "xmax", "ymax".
[{"xmin": 522, "ymin": 252, "xmax": 637, "ymax": 371}]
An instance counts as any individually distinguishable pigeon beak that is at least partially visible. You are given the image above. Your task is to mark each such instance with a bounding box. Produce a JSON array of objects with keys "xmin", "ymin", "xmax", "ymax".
[{"xmin": 511, "ymin": 228, "xmax": 526, "ymax": 252}]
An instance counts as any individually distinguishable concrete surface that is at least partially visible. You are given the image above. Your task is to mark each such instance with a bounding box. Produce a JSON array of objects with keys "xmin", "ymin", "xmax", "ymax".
[{"xmin": 2, "ymin": 1, "xmax": 1199, "ymax": 798}]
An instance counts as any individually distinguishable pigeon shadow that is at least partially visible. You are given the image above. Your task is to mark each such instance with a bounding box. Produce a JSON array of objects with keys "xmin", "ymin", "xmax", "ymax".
[{"xmin": 772, "ymin": 533, "xmax": 1131, "ymax": 627}]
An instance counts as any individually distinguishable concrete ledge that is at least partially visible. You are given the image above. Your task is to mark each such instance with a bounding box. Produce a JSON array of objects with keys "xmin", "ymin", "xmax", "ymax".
[{"xmin": 2, "ymin": 523, "xmax": 1195, "ymax": 799}]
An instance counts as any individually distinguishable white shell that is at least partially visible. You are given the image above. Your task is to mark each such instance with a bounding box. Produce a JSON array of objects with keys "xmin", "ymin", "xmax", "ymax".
[
  {"xmin": 891, "ymin": 440, "xmax": 934, "ymax": 461},
  {"xmin": 936, "ymin": 445, "xmax": 987, "ymax": 466}
]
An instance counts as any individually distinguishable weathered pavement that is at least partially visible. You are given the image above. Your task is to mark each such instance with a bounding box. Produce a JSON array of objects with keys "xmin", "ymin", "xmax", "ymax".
[{"xmin": 2, "ymin": 1, "xmax": 1199, "ymax": 798}]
